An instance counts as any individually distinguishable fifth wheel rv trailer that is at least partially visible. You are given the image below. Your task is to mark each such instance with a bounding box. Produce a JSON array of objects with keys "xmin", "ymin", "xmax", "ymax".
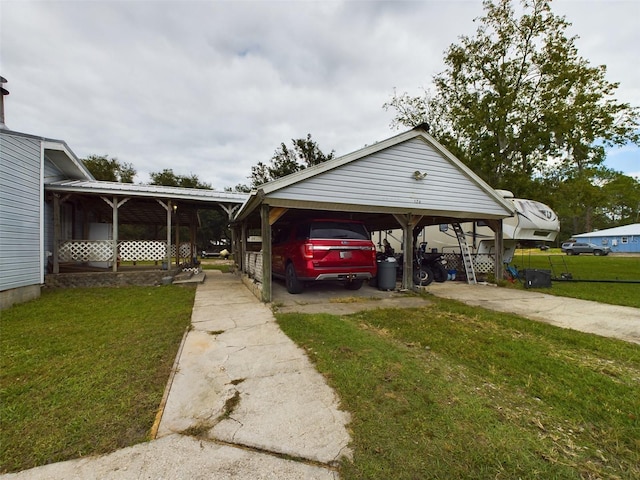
[
  {"xmin": 422, "ymin": 190, "xmax": 560, "ymax": 263},
  {"xmin": 375, "ymin": 190, "xmax": 559, "ymax": 280}
]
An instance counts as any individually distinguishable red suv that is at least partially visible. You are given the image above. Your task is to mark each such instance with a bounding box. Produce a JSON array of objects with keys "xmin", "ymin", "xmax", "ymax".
[{"xmin": 272, "ymin": 219, "xmax": 377, "ymax": 294}]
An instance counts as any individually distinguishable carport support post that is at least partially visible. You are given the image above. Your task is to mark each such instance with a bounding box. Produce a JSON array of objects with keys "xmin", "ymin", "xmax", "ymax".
[
  {"xmin": 486, "ymin": 219, "xmax": 504, "ymax": 281},
  {"xmin": 393, "ymin": 214, "xmax": 422, "ymax": 290},
  {"xmin": 260, "ymin": 204, "xmax": 272, "ymax": 302}
]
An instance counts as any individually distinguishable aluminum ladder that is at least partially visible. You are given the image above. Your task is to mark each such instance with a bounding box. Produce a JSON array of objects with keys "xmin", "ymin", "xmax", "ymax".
[{"xmin": 452, "ymin": 223, "xmax": 477, "ymax": 284}]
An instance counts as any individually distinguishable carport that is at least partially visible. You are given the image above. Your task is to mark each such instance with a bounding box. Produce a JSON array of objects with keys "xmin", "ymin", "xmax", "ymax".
[{"xmin": 233, "ymin": 126, "xmax": 516, "ymax": 302}]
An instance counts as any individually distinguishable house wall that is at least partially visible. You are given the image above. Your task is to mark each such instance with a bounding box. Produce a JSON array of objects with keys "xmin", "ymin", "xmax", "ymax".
[
  {"xmin": 579, "ymin": 234, "xmax": 639, "ymax": 253},
  {"xmin": 0, "ymin": 132, "xmax": 43, "ymax": 307}
]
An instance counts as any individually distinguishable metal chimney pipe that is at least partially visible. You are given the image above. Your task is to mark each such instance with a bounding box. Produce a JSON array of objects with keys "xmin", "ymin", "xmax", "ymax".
[{"xmin": 0, "ymin": 76, "xmax": 9, "ymax": 130}]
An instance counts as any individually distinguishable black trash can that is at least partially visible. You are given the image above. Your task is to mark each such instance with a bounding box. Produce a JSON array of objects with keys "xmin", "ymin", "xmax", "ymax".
[{"xmin": 377, "ymin": 260, "xmax": 398, "ymax": 291}]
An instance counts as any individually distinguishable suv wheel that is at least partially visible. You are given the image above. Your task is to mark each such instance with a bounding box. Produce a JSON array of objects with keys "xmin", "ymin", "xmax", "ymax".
[
  {"xmin": 593, "ymin": 250, "xmax": 603, "ymax": 256},
  {"xmin": 285, "ymin": 263, "xmax": 303, "ymax": 294},
  {"xmin": 345, "ymin": 279, "xmax": 364, "ymax": 290}
]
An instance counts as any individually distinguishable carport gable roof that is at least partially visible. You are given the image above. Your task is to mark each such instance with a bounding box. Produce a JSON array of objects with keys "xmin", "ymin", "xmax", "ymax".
[{"xmin": 235, "ymin": 128, "xmax": 515, "ymax": 221}]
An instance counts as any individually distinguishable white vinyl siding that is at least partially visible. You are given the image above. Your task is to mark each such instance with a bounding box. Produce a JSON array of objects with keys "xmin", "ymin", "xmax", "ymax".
[
  {"xmin": 268, "ymin": 138, "xmax": 508, "ymax": 217},
  {"xmin": 0, "ymin": 133, "xmax": 43, "ymax": 291}
]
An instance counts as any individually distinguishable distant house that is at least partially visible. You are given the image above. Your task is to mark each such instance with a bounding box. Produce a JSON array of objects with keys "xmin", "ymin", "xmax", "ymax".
[{"xmin": 573, "ymin": 223, "xmax": 640, "ymax": 254}]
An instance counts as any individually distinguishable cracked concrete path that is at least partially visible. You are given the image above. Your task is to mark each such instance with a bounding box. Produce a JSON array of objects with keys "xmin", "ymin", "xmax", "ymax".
[
  {"xmin": 2, "ymin": 271, "xmax": 351, "ymax": 480},
  {"xmin": 157, "ymin": 271, "xmax": 352, "ymax": 467}
]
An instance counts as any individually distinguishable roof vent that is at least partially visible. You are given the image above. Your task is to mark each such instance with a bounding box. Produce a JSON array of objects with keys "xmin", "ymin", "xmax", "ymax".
[{"xmin": 0, "ymin": 76, "xmax": 8, "ymax": 130}]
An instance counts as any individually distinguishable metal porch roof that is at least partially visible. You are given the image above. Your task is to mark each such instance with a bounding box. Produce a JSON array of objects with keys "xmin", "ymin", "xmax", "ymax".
[{"xmin": 45, "ymin": 180, "xmax": 248, "ymax": 226}]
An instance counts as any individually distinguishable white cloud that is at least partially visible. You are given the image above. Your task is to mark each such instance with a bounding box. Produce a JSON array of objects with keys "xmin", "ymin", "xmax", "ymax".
[{"xmin": 1, "ymin": 0, "xmax": 638, "ymax": 190}]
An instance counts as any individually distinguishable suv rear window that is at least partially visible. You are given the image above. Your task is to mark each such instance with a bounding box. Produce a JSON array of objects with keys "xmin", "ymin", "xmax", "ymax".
[{"xmin": 308, "ymin": 221, "xmax": 370, "ymax": 240}]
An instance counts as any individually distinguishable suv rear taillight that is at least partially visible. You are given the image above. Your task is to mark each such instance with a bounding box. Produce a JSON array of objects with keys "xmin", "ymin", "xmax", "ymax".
[{"xmin": 302, "ymin": 243, "xmax": 314, "ymax": 259}]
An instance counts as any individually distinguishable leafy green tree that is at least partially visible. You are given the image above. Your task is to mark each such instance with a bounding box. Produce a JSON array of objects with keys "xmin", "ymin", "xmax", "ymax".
[
  {"xmin": 597, "ymin": 173, "xmax": 640, "ymax": 226},
  {"xmin": 83, "ymin": 155, "xmax": 136, "ymax": 182},
  {"xmin": 149, "ymin": 169, "xmax": 211, "ymax": 189},
  {"xmin": 248, "ymin": 134, "xmax": 334, "ymax": 188},
  {"xmin": 385, "ymin": 0, "xmax": 639, "ymax": 199}
]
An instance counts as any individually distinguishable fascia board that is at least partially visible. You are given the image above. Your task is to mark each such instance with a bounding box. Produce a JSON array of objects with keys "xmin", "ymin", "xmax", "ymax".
[{"xmin": 42, "ymin": 140, "xmax": 95, "ymax": 181}]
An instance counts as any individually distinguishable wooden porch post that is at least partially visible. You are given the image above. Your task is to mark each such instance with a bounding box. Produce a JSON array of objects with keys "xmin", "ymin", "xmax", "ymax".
[
  {"xmin": 100, "ymin": 196, "xmax": 129, "ymax": 272},
  {"xmin": 112, "ymin": 196, "xmax": 118, "ymax": 272},
  {"xmin": 52, "ymin": 194, "xmax": 60, "ymax": 274},
  {"xmin": 155, "ymin": 199, "xmax": 172, "ymax": 270},
  {"xmin": 175, "ymin": 205, "xmax": 180, "ymax": 266},
  {"xmin": 167, "ymin": 201, "xmax": 172, "ymax": 269},
  {"xmin": 190, "ymin": 212, "xmax": 197, "ymax": 265}
]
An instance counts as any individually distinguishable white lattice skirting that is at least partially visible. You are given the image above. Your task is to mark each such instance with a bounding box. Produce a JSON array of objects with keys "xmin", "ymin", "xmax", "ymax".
[
  {"xmin": 120, "ymin": 241, "xmax": 166, "ymax": 261},
  {"xmin": 443, "ymin": 253, "xmax": 496, "ymax": 274},
  {"xmin": 58, "ymin": 240, "xmax": 195, "ymax": 263},
  {"xmin": 59, "ymin": 240, "xmax": 113, "ymax": 262}
]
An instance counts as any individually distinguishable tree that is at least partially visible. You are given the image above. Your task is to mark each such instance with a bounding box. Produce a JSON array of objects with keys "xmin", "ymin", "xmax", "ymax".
[
  {"xmin": 597, "ymin": 173, "xmax": 640, "ymax": 227},
  {"xmin": 247, "ymin": 134, "xmax": 334, "ymax": 189},
  {"xmin": 385, "ymin": 0, "xmax": 639, "ymax": 198},
  {"xmin": 149, "ymin": 169, "xmax": 211, "ymax": 189},
  {"xmin": 83, "ymin": 155, "xmax": 136, "ymax": 182}
]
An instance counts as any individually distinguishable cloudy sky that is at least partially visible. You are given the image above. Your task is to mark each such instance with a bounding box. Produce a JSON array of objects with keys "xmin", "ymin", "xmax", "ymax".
[{"xmin": 1, "ymin": 0, "xmax": 638, "ymax": 189}]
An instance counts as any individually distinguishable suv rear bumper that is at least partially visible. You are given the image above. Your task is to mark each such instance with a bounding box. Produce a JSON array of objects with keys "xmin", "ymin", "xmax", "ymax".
[{"xmin": 311, "ymin": 272, "xmax": 373, "ymax": 281}]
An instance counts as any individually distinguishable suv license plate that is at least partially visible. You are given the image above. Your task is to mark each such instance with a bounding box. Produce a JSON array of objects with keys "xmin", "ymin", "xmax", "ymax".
[{"xmin": 340, "ymin": 251, "xmax": 352, "ymax": 259}]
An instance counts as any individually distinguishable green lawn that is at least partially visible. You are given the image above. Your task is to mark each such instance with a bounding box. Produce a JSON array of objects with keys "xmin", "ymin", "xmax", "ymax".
[
  {"xmin": 1, "ymin": 258, "xmax": 638, "ymax": 477},
  {"xmin": 277, "ymin": 299, "xmax": 640, "ymax": 479},
  {"xmin": 504, "ymin": 252, "xmax": 640, "ymax": 308},
  {"xmin": 0, "ymin": 286, "xmax": 195, "ymax": 473}
]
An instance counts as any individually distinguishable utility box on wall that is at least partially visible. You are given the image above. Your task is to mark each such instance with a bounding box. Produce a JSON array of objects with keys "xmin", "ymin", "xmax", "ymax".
[{"xmin": 523, "ymin": 269, "xmax": 552, "ymax": 289}]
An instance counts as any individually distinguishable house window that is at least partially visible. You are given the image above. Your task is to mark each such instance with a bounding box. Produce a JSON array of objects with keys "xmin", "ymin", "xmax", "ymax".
[{"xmin": 621, "ymin": 237, "xmax": 628, "ymax": 244}]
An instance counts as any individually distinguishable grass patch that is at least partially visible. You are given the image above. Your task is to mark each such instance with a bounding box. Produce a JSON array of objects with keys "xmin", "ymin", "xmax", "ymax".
[
  {"xmin": 505, "ymin": 253, "xmax": 640, "ymax": 308},
  {"xmin": 277, "ymin": 300, "xmax": 640, "ymax": 479},
  {"xmin": 0, "ymin": 285, "xmax": 195, "ymax": 473}
]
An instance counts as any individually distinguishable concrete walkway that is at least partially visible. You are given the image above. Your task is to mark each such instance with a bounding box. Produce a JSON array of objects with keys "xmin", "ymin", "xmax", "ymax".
[
  {"xmin": 426, "ymin": 282, "xmax": 640, "ymax": 345},
  {"xmin": 2, "ymin": 271, "xmax": 351, "ymax": 479}
]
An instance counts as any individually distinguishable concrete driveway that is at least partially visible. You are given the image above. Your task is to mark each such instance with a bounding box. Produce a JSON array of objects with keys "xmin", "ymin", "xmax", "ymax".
[
  {"xmin": 425, "ymin": 281, "xmax": 640, "ymax": 345},
  {"xmin": 271, "ymin": 277, "xmax": 639, "ymax": 345}
]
